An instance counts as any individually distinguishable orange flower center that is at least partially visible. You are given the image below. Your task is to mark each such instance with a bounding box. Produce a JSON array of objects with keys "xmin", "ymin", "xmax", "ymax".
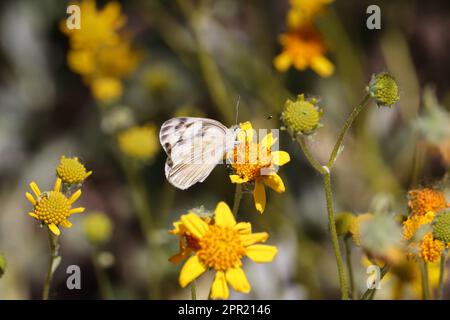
[
  {"xmin": 420, "ymin": 233, "xmax": 444, "ymax": 262},
  {"xmin": 231, "ymin": 142, "xmax": 272, "ymax": 181},
  {"xmin": 197, "ymin": 225, "xmax": 246, "ymax": 271}
]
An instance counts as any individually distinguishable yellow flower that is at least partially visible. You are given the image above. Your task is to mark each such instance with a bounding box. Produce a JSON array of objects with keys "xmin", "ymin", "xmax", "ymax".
[
  {"xmin": 229, "ymin": 122, "xmax": 290, "ymax": 214},
  {"xmin": 117, "ymin": 124, "xmax": 159, "ymax": 160},
  {"xmin": 287, "ymin": 0, "xmax": 333, "ymax": 29},
  {"xmin": 419, "ymin": 232, "xmax": 444, "ymax": 263},
  {"xmin": 402, "ymin": 211, "xmax": 435, "ymax": 241},
  {"xmin": 407, "ymin": 188, "xmax": 449, "ymax": 216},
  {"xmin": 94, "ymin": 41, "xmax": 140, "ymax": 80},
  {"xmin": 61, "ymin": 0, "xmax": 125, "ymax": 50},
  {"xmin": 173, "ymin": 202, "xmax": 277, "ymax": 299},
  {"xmin": 281, "ymin": 94, "xmax": 323, "ymax": 136},
  {"xmin": 91, "ymin": 77, "xmax": 123, "ymax": 102},
  {"xmin": 274, "ymin": 25, "xmax": 334, "ymax": 77},
  {"xmin": 83, "ymin": 212, "xmax": 113, "ymax": 245},
  {"xmin": 56, "ymin": 155, "xmax": 92, "ymax": 185},
  {"xmin": 26, "ymin": 178, "xmax": 85, "ymax": 236}
]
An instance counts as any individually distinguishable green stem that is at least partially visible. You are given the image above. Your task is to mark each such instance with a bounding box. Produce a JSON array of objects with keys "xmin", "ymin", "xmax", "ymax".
[
  {"xmin": 420, "ymin": 260, "xmax": 430, "ymax": 300},
  {"xmin": 323, "ymin": 172, "xmax": 348, "ymax": 299},
  {"xmin": 232, "ymin": 184, "xmax": 243, "ymax": 216},
  {"xmin": 344, "ymin": 237, "xmax": 355, "ymax": 299},
  {"xmin": 327, "ymin": 93, "xmax": 372, "ymax": 168},
  {"xmin": 92, "ymin": 248, "xmax": 114, "ymax": 299},
  {"xmin": 297, "ymin": 136, "xmax": 327, "ymax": 175},
  {"xmin": 42, "ymin": 229, "xmax": 58, "ymax": 300},
  {"xmin": 438, "ymin": 251, "xmax": 447, "ymax": 300},
  {"xmin": 191, "ymin": 281, "xmax": 197, "ymax": 300},
  {"xmin": 360, "ymin": 264, "xmax": 390, "ymax": 300}
]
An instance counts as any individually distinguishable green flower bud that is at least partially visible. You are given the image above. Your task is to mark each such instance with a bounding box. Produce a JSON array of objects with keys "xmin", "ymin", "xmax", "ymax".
[
  {"xmin": 281, "ymin": 94, "xmax": 323, "ymax": 136},
  {"xmin": 367, "ymin": 72, "xmax": 400, "ymax": 107},
  {"xmin": 83, "ymin": 212, "xmax": 113, "ymax": 245},
  {"xmin": 433, "ymin": 211, "xmax": 450, "ymax": 243},
  {"xmin": 0, "ymin": 254, "xmax": 6, "ymax": 278}
]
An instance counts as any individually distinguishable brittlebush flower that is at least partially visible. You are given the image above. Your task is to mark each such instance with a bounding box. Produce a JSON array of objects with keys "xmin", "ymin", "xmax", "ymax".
[
  {"xmin": 26, "ymin": 178, "xmax": 85, "ymax": 236},
  {"xmin": 61, "ymin": 0, "xmax": 125, "ymax": 50},
  {"xmin": 407, "ymin": 188, "xmax": 449, "ymax": 216},
  {"xmin": 117, "ymin": 124, "xmax": 159, "ymax": 160},
  {"xmin": 173, "ymin": 202, "xmax": 277, "ymax": 299},
  {"xmin": 61, "ymin": 0, "xmax": 139, "ymax": 103},
  {"xmin": 56, "ymin": 155, "xmax": 92, "ymax": 185},
  {"xmin": 287, "ymin": 0, "xmax": 333, "ymax": 29},
  {"xmin": 229, "ymin": 122, "xmax": 290, "ymax": 213},
  {"xmin": 274, "ymin": 25, "xmax": 334, "ymax": 77}
]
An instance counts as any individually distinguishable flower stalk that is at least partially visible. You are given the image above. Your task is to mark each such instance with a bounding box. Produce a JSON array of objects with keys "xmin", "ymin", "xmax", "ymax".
[{"xmin": 42, "ymin": 229, "xmax": 59, "ymax": 300}]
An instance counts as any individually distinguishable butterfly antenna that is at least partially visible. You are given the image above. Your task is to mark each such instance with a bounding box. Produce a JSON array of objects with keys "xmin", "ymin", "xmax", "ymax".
[{"xmin": 235, "ymin": 95, "xmax": 241, "ymax": 126}]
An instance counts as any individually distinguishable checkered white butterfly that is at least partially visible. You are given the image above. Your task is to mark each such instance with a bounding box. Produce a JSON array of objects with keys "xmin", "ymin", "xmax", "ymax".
[{"xmin": 159, "ymin": 117, "xmax": 239, "ymax": 190}]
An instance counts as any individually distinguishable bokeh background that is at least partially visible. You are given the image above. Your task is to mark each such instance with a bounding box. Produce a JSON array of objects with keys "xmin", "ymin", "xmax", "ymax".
[{"xmin": 0, "ymin": 0, "xmax": 449, "ymax": 299}]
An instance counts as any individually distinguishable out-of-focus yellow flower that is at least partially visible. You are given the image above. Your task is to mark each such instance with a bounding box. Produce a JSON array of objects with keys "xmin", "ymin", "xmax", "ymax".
[
  {"xmin": 419, "ymin": 232, "xmax": 444, "ymax": 263},
  {"xmin": 287, "ymin": 0, "xmax": 333, "ymax": 29},
  {"xmin": 91, "ymin": 77, "xmax": 123, "ymax": 102},
  {"xmin": 402, "ymin": 211, "xmax": 435, "ymax": 241},
  {"xmin": 350, "ymin": 213, "xmax": 373, "ymax": 246},
  {"xmin": 61, "ymin": 0, "xmax": 125, "ymax": 50},
  {"xmin": 407, "ymin": 188, "xmax": 449, "ymax": 216},
  {"xmin": 228, "ymin": 122, "xmax": 290, "ymax": 214},
  {"xmin": 83, "ymin": 212, "xmax": 113, "ymax": 245},
  {"xmin": 274, "ymin": 26, "xmax": 334, "ymax": 77},
  {"xmin": 61, "ymin": 0, "xmax": 139, "ymax": 103},
  {"xmin": 172, "ymin": 202, "xmax": 277, "ymax": 299},
  {"xmin": 26, "ymin": 178, "xmax": 85, "ymax": 236},
  {"xmin": 56, "ymin": 155, "xmax": 92, "ymax": 185},
  {"xmin": 117, "ymin": 124, "xmax": 159, "ymax": 160}
]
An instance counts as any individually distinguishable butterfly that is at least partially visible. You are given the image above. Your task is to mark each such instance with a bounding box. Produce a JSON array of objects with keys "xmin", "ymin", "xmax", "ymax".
[{"xmin": 159, "ymin": 117, "xmax": 239, "ymax": 190}]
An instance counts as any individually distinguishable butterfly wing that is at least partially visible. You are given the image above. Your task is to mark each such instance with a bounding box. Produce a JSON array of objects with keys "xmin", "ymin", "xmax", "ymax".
[{"xmin": 159, "ymin": 117, "xmax": 235, "ymax": 190}]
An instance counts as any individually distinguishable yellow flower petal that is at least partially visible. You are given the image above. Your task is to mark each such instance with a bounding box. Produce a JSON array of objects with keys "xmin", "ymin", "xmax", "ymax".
[
  {"xmin": 240, "ymin": 232, "xmax": 269, "ymax": 246},
  {"xmin": 70, "ymin": 207, "xmax": 85, "ymax": 214},
  {"xmin": 237, "ymin": 122, "xmax": 254, "ymax": 143},
  {"xmin": 214, "ymin": 202, "xmax": 236, "ymax": 228},
  {"xmin": 246, "ymin": 245, "xmax": 278, "ymax": 263},
  {"xmin": 225, "ymin": 267, "xmax": 251, "ymax": 294},
  {"xmin": 48, "ymin": 223, "xmax": 61, "ymax": 236},
  {"xmin": 68, "ymin": 189, "xmax": 82, "ymax": 204},
  {"xmin": 60, "ymin": 220, "xmax": 72, "ymax": 229},
  {"xmin": 210, "ymin": 271, "xmax": 229, "ymax": 299},
  {"xmin": 25, "ymin": 192, "xmax": 36, "ymax": 206},
  {"xmin": 28, "ymin": 212, "xmax": 38, "ymax": 219},
  {"xmin": 260, "ymin": 133, "xmax": 277, "ymax": 149},
  {"xmin": 271, "ymin": 151, "xmax": 291, "ymax": 166},
  {"xmin": 54, "ymin": 178, "xmax": 62, "ymax": 192},
  {"xmin": 234, "ymin": 222, "xmax": 252, "ymax": 234},
  {"xmin": 29, "ymin": 182, "xmax": 41, "ymax": 198},
  {"xmin": 179, "ymin": 255, "xmax": 207, "ymax": 288},
  {"xmin": 253, "ymin": 180, "xmax": 266, "ymax": 214},
  {"xmin": 180, "ymin": 213, "xmax": 209, "ymax": 239},
  {"xmin": 273, "ymin": 52, "xmax": 292, "ymax": 72},
  {"xmin": 311, "ymin": 55, "xmax": 334, "ymax": 78},
  {"xmin": 263, "ymin": 174, "xmax": 286, "ymax": 193},
  {"xmin": 229, "ymin": 175, "xmax": 248, "ymax": 184}
]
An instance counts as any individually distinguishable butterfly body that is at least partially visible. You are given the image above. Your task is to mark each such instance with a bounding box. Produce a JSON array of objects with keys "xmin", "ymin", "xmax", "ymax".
[{"xmin": 159, "ymin": 117, "xmax": 237, "ymax": 190}]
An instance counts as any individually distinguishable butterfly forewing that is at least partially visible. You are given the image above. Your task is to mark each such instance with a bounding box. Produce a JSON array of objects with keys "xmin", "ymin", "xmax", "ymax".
[{"xmin": 159, "ymin": 117, "xmax": 236, "ymax": 190}]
